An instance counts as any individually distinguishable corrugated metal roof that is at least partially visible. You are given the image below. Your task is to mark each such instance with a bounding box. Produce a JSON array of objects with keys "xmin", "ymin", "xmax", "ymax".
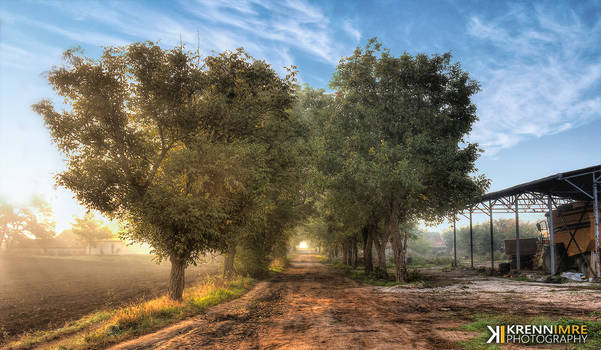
[{"xmin": 481, "ymin": 165, "xmax": 601, "ymax": 202}]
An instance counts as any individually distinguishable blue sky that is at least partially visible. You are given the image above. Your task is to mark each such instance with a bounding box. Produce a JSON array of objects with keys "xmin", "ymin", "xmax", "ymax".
[{"xmin": 0, "ymin": 0, "xmax": 600, "ymax": 231}]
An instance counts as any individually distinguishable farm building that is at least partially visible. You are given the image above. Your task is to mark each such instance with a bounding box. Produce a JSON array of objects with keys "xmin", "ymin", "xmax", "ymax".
[{"xmin": 451, "ymin": 165, "xmax": 601, "ymax": 278}]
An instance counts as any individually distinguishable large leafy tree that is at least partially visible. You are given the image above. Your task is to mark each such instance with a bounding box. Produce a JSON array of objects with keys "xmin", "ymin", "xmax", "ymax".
[
  {"xmin": 296, "ymin": 87, "xmax": 384, "ymax": 274},
  {"xmin": 194, "ymin": 50, "xmax": 308, "ymax": 279},
  {"xmin": 33, "ymin": 43, "xmax": 297, "ymax": 300},
  {"xmin": 329, "ymin": 39, "xmax": 488, "ymax": 281}
]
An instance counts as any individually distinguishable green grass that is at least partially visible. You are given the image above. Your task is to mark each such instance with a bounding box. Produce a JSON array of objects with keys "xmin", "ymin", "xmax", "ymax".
[
  {"xmin": 508, "ymin": 275, "xmax": 540, "ymax": 283},
  {"xmin": 268, "ymin": 256, "xmax": 290, "ymax": 273},
  {"xmin": 3, "ymin": 276, "xmax": 253, "ymax": 350},
  {"xmin": 324, "ymin": 259, "xmax": 407, "ymax": 287},
  {"xmin": 407, "ymin": 256, "xmax": 454, "ymax": 269},
  {"xmin": 458, "ymin": 312, "xmax": 601, "ymax": 350}
]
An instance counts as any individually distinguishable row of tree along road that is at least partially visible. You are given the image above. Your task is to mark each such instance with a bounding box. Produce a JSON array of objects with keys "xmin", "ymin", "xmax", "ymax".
[{"xmin": 32, "ymin": 39, "xmax": 488, "ymax": 300}]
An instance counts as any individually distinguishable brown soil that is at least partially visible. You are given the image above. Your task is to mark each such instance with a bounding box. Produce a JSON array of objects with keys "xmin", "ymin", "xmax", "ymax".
[
  {"xmin": 109, "ymin": 253, "xmax": 600, "ymax": 350},
  {"xmin": 0, "ymin": 254, "xmax": 219, "ymax": 338}
]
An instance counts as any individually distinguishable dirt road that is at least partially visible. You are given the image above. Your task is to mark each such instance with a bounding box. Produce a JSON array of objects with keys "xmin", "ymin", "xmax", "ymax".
[{"xmin": 111, "ymin": 253, "xmax": 600, "ymax": 350}]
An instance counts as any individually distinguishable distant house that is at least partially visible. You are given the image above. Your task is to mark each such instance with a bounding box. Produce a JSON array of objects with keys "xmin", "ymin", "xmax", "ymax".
[
  {"xmin": 416, "ymin": 231, "xmax": 447, "ymax": 257},
  {"xmin": 7, "ymin": 232, "xmax": 86, "ymax": 255},
  {"xmin": 89, "ymin": 238, "xmax": 145, "ymax": 255},
  {"xmin": 430, "ymin": 234, "xmax": 447, "ymax": 256}
]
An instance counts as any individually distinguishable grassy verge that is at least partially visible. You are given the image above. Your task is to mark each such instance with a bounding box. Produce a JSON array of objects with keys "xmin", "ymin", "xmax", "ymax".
[
  {"xmin": 321, "ymin": 259, "xmax": 400, "ymax": 286},
  {"xmin": 268, "ymin": 256, "xmax": 290, "ymax": 273},
  {"xmin": 323, "ymin": 258, "xmax": 447, "ymax": 287},
  {"xmin": 3, "ymin": 276, "xmax": 253, "ymax": 350},
  {"xmin": 458, "ymin": 312, "xmax": 601, "ymax": 350}
]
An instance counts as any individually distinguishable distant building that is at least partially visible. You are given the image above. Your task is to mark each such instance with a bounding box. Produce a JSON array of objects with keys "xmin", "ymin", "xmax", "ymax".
[
  {"xmin": 3, "ymin": 233, "xmax": 148, "ymax": 256},
  {"xmin": 430, "ymin": 234, "xmax": 447, "ymax": 256},
  {"xmin": 89, "ymin": 238, "xmax": 145, "ymax": 255}
]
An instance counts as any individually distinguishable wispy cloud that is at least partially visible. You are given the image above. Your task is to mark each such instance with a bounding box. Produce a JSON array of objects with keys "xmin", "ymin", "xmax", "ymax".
[
  {"xmin": 342, "ymin": 20, "xmax": 361, "ymax": 42},
  {"xmin": 0, "ymin": 42, "xmax": 62, "ymax": 71},
  {"xmin": 181, "ymin": 0, "xmax": 343, "ymax": 64},
  {"xmin": 467, "ymin": 6, "xmax": 601, "ymax": 154},
  {"xmin": 3, "ymin": 0, "xmax": 359, "ymax": 81}
]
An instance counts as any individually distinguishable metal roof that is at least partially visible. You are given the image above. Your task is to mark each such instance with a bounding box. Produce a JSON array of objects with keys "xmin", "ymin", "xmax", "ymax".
[
  {"xmin": 481, "ymin": 165, "xmax": 601, "ymax": 202},
  {"xmin": 455, "ymin": 165, "xmax": 601, "ymax": 215}
]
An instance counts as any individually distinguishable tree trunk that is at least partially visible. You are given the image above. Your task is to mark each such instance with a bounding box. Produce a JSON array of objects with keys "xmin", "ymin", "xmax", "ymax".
[
  {"xmin": 88, "ymin": 243, "xmax": 91, "ymax": 256},
  {"xmin": 223, "ymin": 245, "xmax": 236, "ymax": 279},
  {"xmin": 350, "ymin": 241, "xmax": 355, "ymax": 268},
  {"xmin": 342, "ymin": 241, "xmax": 349, "ymax": 265},
  {"xmin": 388, "ymin": 201, "xmax": 408, "ymax": 282},
  {"xmin": 168, "ymin": 255, "xmax": 186, "ymax": 301},
  {"xmin": 351, "ymin": 236, "xmax": 358, "ymax": 268},
  {"xmin": 391, "ymin": 231, "xmax": 408, "ymax": 282},
  {"xmin": 362, "ymin": 226, "xmax": 373, "ymax": 273},
  {"xmin": 373, "ymin": 235, "xmax": 388, "ymax": 279}
]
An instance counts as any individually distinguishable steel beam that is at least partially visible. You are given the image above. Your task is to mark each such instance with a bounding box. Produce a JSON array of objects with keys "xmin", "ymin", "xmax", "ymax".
[
  {"xmin": 515, "ymin": 198, "xmax": 520, "ymax": 271},
  {"xmin": 489, "ymin": 200, "xmax": 494, "ymax": 271},
  {"xmin": 469, "ymin": 208, "xmax": 474, "ymax": 269},
  {"xmin": 547, "ymin": 195, "xmax": 556, "ymax": 275},
  {"xmin": 458, "ymin": 192, "xmax": 573, "ymax": 216},
  {"xmin": 453, "ymin": 214, "xmax": 457, "ymax": 267},
  {"xmin": 593, "ymin": 180, "xmax": 600, "ymax": 277}
]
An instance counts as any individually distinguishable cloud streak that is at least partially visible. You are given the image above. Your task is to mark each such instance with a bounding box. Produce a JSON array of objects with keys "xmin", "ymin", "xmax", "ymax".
[
  {"xmin": 1, "ymin": 0, "xmax": 362, "ymax": 81},
  {"xmin": 31, "ymin": 0, "xmax": 354, "ymax": 65},
  {"xmin": 467, "ymin": 5, "xmax": 601, "ymax": 154}
]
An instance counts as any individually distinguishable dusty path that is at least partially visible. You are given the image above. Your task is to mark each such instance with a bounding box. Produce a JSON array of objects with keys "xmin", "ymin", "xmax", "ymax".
[
  {"xmin": 112, "ymin": 254, "xmax": 461, "ymax": 349},
  {"xmin": 111, "ymin": 253, "xmax": 600, "ymax": 350}
]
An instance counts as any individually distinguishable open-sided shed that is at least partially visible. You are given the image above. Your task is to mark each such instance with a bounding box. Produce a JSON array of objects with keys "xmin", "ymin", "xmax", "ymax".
[{"xmin": 452, "ymin": 165, "xmax": 601, "ymax": 276}]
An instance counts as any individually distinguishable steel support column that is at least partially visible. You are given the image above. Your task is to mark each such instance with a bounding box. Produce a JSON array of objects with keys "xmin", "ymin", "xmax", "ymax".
[
  {"xmin": 515, "ymin": 199, "xmax": 520, "ymax": 271},
  {"xmin": 453, "ymin": 215, "xmax": 457, "ymax": 267},
  {"xmin": 489, "ymin": 200, "xmax": 494, "ymax": 271},
  {"xmin": 469, "ymin": 208, "xmax": 474, "ymax": 269},
  {"xmin": 547, "ymin": 195, "xmax": 556, "ymax": 275},
  {"xmin": 593, "ymin": 180, "xmax": 600, "ymax": 277}
]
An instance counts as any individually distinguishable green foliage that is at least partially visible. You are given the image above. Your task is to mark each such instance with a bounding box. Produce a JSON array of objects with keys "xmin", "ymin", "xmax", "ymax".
[
  {"xmin": 328, "ymin": 38, "xmax": 488, "ymax": 223},
  {"xmin": 235, "ymin": 238, "xmax": 273, "ymax": 278},
  {"xmin": 34, "ymin": 42, "xmax": 307, "ymax": 295},
  {"xmin": 306, "ymin": 39, "xmax": 488, "ymax": 281}
]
